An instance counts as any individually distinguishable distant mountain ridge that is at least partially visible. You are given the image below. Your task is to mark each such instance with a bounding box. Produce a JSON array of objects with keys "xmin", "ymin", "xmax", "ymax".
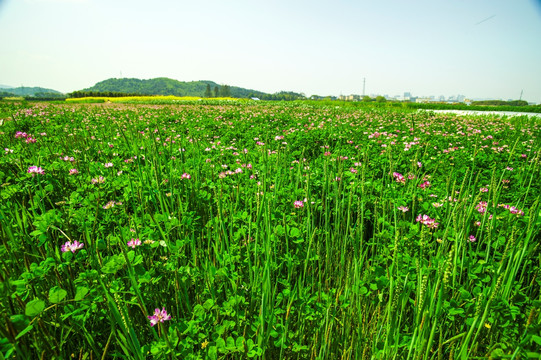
[
  {"xmin": 81, "ymin": 77, "xmax": 269, "ymax": 98},
  {"xmin": 0, "ymin": 86, "xmax": 63, "ymax": 96}
]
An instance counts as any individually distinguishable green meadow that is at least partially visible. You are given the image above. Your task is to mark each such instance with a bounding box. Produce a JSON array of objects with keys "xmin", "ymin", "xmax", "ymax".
[{"xmin": 0, "ymin": 101, "xmax": 540, "ymax": 359}]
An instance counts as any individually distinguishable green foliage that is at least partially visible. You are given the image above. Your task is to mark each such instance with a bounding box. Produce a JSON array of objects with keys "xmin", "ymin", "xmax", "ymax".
[
  {"xmin": 80, "ymin": 77, "xmax": 271, "ymax": 99},
  {"xmin": 78, "ymin": 77, "xmax": 307, "ymax": 100},
  {"xmin": 472, "ymin": 99, "xmax": 529, "ymax": 106},
  {"xmin": 0, "ymin": 101, "xmax": 539, "ymax": 359}
]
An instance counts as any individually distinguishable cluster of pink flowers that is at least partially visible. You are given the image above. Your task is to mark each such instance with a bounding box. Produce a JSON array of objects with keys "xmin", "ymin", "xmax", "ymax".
[
  {"xmin": 15, "ymin": 131, "xmax": 28, "ymax": 138},
  {"xmin": 15, "ymin": 131, "xmax": 37, "ymax": 143},
  {"xmin": 91, "ymin": 176, "xmax": 105, "ymax": 184},
  {"xmin": 393, "ymin": 172, "xmax": 405, "ymax": 184},
  {"xmin": 148, "ymin": 307, "xmax": 171, "ymax": 327},
  {"xmin": 69, "ymin": 169, "xmax": 79, "ymax": 175},
  {"xmin": 60, "ymin": 156, "xmax": 75, "ymax": 162},
  {"xmin": 418, "ymin": 181, "xmax": 430, "ymax": 189},
  {"xmin": 294, "ymin": 200, "xmax": 304, "ymax": 208},
  {"xmin": 476, "ymin": 201, "xmax": 488, "ymax": 213},
  {"xmin": 104, "ymin": 162, "xmax": 114, "ymax": 168},
  {"xmin": 102, "ymin": 200, "xmax": 122, "ymax": 210},
  {"xmin": 498, "ymin": 204, "xmax": 524, "ymax": 216},
  {"xmin": 181, "ymin": 173, "xmax": 191, "ymax": 179},
  {"xmin": 416, "ymin": 214, "xmax": 439, "ymax": 228},
  {"xmin": 219, "ymin": 168, "xmax": 247, "ymax": 178},
  {"xmin": 397, "ymin": 206, "xmax": 409, "ymax": 213},
  {"xmin": 468, "ymin": 235, "xmax": 476, "ymax": 242},
  {"xmin": 61, "ymin": 240, "xmax": 84, "ymax": 253},
  {"xmin": 127, "ymin": 238, "xmax": 142, "ymax": 248},
  {"xmin": 27, "ymin": 166, "xmax": 45, "ymax": 176}
]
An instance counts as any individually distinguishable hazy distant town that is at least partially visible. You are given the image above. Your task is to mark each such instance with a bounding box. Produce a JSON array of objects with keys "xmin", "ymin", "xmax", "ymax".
[{"xmin": 333, "ymin": 92, "xmax": 537, "ymax": 105}]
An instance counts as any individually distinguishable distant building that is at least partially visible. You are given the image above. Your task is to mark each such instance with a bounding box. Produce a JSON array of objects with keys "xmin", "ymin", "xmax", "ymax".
[{"xmin": 338, "ymin": 94, "xmax": 361, "ymax": 101}]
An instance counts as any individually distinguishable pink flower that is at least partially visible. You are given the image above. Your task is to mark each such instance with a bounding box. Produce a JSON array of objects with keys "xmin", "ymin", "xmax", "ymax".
[
  {"xmin": 468, "ymin": 235, "xmax": 476, "ymax": 242},
  {"xmin": 104, "ymin": 162, "xmax": 113, "ymax": 168},
  {"xmin": 479, "ymin": 187, "xmax": 489, "ymax": 193},
  {"xmin": 61, "ymin": 240, "xmax": 84, "ymax": 253},
  {"xmin": 509, "ymin": 206, "xmax": 524, "ymax": 216},
  {"xmin": 294, "ymin": 200, "xmax": 304, "ymax": 208},
  {"xmin": 416, "ymin": 214, "xmax": 439, "ymax": 228},
  {"xmin": 393, "ymin": 172, "xmax": 405, "ymax": 184},
  {"xmin": 397, "ymin": 206, "xmax": 409, "ymax": 213},
  {"xmin": 181, "ymin": 173, "xmax": 191, "ymax": 179},
  {"xmin": 27, "ymin": 166, "xmax": 45, "ymax": 176},
  {"xmin": 69, "ymin": 168, "xmax": 79, "ymax": 175},
  {"xmin": 102, "ymin": 201, "xmax": 116, "ymax": 210},
  {"xmin": 127, "ymin": 238, "xmax": 141, "ymax": 248},
  {"xmin": 91, "ymin": 176, "xmax": 105, "ymax": 184},
  {"xmin": 148, "ymin": 307, "xmax": 171, "ymax": 327},
  {"xmin": 476, "ymin": 201, "xmax": 488, "ymax": 213},
  {"xmin": 418, "ymin": 181, "xmax": 430, "ymax": 189}
]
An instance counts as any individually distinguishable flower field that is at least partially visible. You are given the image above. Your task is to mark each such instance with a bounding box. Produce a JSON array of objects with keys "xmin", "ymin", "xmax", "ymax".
[{"xmin": 0, "ymin": 101, "xmax": 540, "ymax": 359}]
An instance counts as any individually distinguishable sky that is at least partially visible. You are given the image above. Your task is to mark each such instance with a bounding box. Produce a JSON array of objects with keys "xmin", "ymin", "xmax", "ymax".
[{"xmin": 1, "ymin": 0, "xmax": 541, "ymax": 101}]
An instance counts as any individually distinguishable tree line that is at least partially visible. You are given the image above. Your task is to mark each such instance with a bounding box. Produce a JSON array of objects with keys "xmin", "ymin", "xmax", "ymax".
[
  {"xmin": 68, "ymin": 91, "xmax": 143, "ymax": 98},
  {"xmin": 204, "ymin": 84, "xmax": 231, "ymax": 98}
]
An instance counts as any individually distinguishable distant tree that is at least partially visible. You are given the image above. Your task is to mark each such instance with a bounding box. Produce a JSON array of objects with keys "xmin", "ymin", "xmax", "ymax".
[
  {"xmin": 219, "ymin": 85, "xmax": 231, "ymax": 97},
  {"xmin": 362, "ymin": 96, "xmax": 372, "ymax": 102},
  {"xmin": 204, "ymin": 84, "xmax": 212, "ymax": 98},
  {"xmin": 376, "ymin": 96, "xmax": 386, "ymax": 103},
  {"xmin": 214, "ymin": 86, "xmax": 219, "ymax": 98}
]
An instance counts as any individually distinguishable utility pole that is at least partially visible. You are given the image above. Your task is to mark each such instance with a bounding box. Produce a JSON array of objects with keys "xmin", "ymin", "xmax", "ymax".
[
  {"xmin": 362, "ymin": 78, "xmax": 366, "ymax": 96},
  {"xmin": 519, "ymin": 89, "xmax": 523, "ymax": 101}
]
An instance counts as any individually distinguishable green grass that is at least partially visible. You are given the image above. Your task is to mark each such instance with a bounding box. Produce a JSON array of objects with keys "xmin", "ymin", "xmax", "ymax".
[{"xmin": 0, "ymin": 101, "xmax": 540, "ymax": 359}]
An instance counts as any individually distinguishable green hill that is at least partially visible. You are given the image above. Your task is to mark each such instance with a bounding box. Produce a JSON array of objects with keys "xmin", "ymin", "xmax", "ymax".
[
  {"xmin": 81, "ymin": 77, "xmax": 269, "ymax": 99},
  {"xmin": 7, "ymin": 86, "xmax": 63, "ymax": 96}
]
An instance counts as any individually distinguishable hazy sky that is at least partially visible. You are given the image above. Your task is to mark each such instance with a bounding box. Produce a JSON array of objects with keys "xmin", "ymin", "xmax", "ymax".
[{"xmin": 1, "ymin": 0, "xmax": 540, "ymax": 101}]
